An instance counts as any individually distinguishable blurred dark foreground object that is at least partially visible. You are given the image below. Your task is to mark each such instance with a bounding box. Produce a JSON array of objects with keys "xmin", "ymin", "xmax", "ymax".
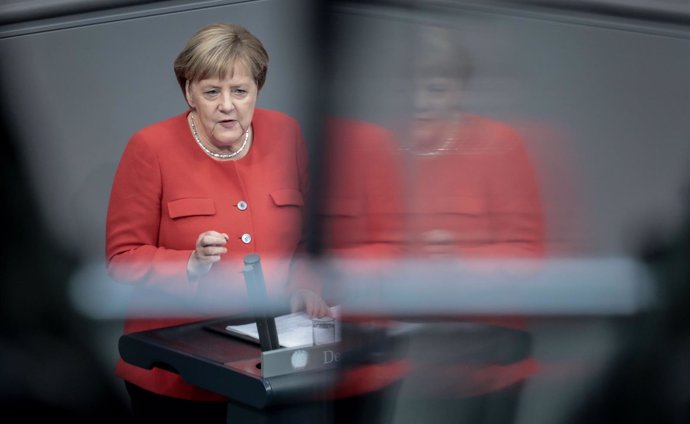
[
  {"xmin": 0, "ymin": 99, "xmax": 131, "ymax": 422},
  {"xmin": 566, "ymin": 207, "xmax": 690, "ymax": 424}
]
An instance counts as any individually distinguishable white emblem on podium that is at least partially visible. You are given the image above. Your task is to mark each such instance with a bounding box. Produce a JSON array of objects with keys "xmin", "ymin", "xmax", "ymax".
[{"xmin": 290, "ymin": 349, "xmax": 308, "ymax": 369}]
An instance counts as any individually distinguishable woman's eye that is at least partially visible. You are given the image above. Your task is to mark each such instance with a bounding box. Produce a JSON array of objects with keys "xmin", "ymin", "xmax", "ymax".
[
  {"xmin": 233, "ymin": 88, "xmax": 247, "ymax": 95},
  {"xmin": 204, "ymin": 89, "xmax": 219, "ymax": 96}
]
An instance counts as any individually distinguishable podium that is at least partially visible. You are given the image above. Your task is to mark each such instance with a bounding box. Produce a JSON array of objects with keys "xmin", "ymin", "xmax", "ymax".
[
  {"xmin": 118, "ymin": 313, "xmax": 537, "ymax": 424},
  {"xmin": 117, "ymin": 256, "xmax": 653, "ymax": 424},
  {"xmin": 117, "ymin": 254, "xmax": 402, "ymax": 423},
  {"xmin": 118, "ymin": 315, "xmax": 345, "ymax": 423}
]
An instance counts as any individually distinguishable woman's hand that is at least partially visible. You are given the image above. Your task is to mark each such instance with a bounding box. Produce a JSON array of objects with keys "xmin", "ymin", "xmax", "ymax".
[
  {"xmin": 187, "ymin": 230, "xmax": 229, "ymax": 280},
  {"xmin": 290, "ymin": 288, "xmax": 331, "ymax": 318}
]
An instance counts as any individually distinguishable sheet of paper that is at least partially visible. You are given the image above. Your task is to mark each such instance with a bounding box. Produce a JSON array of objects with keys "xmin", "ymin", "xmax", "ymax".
[{"xmin": 226, "ymin": 306, "xmax": 341, "ymax": 348}]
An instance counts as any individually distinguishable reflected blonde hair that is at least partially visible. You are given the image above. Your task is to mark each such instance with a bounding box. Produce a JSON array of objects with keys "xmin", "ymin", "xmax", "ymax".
[
  {"xmin": 173, "ymin": 23, "xmax": 269, "ymax": 95},
  {"xmin": 415, "ymin": 25, "xmax": 474, "ymax": 83}
]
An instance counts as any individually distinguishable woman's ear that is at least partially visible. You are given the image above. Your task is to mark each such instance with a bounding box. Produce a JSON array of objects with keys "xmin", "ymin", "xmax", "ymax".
[{"xmin": 184, "ymin": 80, "xmax": 194, "ymax": 108}]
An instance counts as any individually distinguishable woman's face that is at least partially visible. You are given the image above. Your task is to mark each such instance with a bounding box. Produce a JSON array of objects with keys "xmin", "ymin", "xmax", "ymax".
[
  {"xmin": 412, "ymin": 76, "xmax": 462, "ymax": 143},
  {"xmin": 185, "ymin": 63, "xmax": 258, "ymax": 151},
  {"xmin": 414, "ymin": 76, "xmax": 461, "ymax": 123}
]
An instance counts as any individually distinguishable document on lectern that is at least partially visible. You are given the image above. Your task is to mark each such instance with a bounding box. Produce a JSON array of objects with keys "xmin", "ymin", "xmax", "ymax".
[{"xmin": 225, "ymin": 306, "xmax": 340, "ymax": 348}]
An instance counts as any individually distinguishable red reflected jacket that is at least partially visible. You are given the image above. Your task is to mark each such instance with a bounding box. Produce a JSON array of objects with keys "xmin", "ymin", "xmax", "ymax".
[{"xmin": 321, "ymin": 114, "xmax": 545, "ymax": 398}]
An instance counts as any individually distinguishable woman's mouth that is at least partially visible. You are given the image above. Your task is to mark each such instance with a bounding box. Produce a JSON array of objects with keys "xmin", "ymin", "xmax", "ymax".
[{"xmin": 219, "ymin": 119, "xmax": 237, "ymax": 128}]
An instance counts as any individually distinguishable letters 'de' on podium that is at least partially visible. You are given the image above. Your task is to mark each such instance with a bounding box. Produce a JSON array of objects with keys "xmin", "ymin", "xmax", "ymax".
[{"xmin": 117, "ymin": 253, "xmax": 342, "ymax": 424}]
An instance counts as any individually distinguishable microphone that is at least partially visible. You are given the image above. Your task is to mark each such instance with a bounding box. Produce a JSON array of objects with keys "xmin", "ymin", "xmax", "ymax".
[{"xmin": 243, "ymin": 253, "xmax": 280, "ymax": 351}]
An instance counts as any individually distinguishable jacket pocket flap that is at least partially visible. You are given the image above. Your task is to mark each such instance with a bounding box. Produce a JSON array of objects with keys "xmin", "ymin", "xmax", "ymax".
[
  {"xmin": 168, "ymin": 198, "xmax": 216, "ymax": 219},
  {"xmin": 269, "ymin": 189, "xmax": 304, "ymax": 207}
]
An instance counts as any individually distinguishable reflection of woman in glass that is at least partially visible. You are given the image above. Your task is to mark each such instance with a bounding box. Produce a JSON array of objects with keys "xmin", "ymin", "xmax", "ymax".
[
  {"xmin": 393, "ymin": 25, "xmax": 547, "ymax": 424},
  {"xmin": 404, "ymin": 26, "xmax": 545, "ymax": 260}
]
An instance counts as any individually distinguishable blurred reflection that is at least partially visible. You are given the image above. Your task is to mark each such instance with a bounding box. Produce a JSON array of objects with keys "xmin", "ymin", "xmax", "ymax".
[
  {"xmin": 303, "ymin": 116, "xmax": 407, "ymax": 424},
  {"xmin": 402, "ymin": 24, "xmax": 545, "ymax": 259},
  {"xmin": 317, "ymin": 117, "xmax": 405, "ymax": 260},
  {"xmin": 316, "ymin": 21, "xmax": 548, "ymax": 424},
  {"xmin": 389, "ymin": 23, "xmax": 545, "ymax": 424}
]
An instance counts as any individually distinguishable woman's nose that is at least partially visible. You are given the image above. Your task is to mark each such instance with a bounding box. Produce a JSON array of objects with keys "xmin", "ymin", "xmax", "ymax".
[
  {"xmin": 218, "ymin": 93, "xmax": 235, "ymax": 112},
  {"xmin": 414, "ymin": 91, "xmax": 431, "ymax": 113}
]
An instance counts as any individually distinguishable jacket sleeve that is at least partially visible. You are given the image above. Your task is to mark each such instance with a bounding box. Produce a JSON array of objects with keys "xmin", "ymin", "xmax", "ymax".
[
  {"xmin": 472, "ymin": 127, "xmax": 546, "ymax": 258},
  {"xmin": 286, "ymin": 121, "xmax": 324, "ymax": 294},
  {"xmin": 320, "ymin": 120, "xmax": 406, "ymax": 259},
  {"xmin": 105, "ymin": 134, "xmax": 195, "ymax": 296}
]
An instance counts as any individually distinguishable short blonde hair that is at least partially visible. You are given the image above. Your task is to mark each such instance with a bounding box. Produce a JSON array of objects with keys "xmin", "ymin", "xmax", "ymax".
[
  {"xmin": 415, "ymin": 25, "xmax": 474, "ymax": 83},
  {"xmin": 173, "ymin": 23, "xmax": 269, "ymax": 95}
]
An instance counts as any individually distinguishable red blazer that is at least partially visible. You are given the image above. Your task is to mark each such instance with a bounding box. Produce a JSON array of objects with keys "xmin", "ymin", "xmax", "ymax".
[
  {"xmin": 320, "ymin": 115, "xmax": 545, "ymax": 398},
  {"xmin": 319, "ymin": 117, "xmax": 406, "ymax": 256},
  {"xmin": 105, "ymin": 109, "xmax": 309, "ymax": 400},
  {"xmin": 319, "ymin": 114, "xmax": 544, "ymax": 258},
  {"xmin": 406, "ymin": 113, "xmax": 545, "ymax": 259}
]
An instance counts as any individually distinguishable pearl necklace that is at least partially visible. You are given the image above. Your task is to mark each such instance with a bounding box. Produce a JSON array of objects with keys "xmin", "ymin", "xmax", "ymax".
[
  {"xmin": 412, "ymin": 136, "xmax": 454, "ymax": 157},
  {"xmin": 411, "ymin": 117, "xmax": 460, "ymax": 157},
  {"xmin": 189, "ymin": 113, "xmax": 249, "ymax": 159}
]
